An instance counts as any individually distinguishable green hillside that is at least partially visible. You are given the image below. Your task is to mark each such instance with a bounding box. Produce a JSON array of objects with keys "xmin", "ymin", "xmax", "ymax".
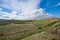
[
  {"xmin": 22, "ymin": 21, "xmax": 60, "ymax": 40},
  {"xmin": 0, "ymin": 18, "xmax": 60, "ymax": 40}
]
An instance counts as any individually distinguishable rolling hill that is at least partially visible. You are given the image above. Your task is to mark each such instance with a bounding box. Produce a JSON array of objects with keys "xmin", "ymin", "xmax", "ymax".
[{"xmin": 0, "ymin": 18, "xmax": 60, "ymax": 40}]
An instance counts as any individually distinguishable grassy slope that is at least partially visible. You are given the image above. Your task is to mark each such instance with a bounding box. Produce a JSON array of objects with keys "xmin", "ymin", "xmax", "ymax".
[
  {"xmin": 22, "ymin": 18, "xmax": 60, "ymax": 40},
  {"xmin": 0, "ymin": 18, "xmax": 60, "ymax": 40}
]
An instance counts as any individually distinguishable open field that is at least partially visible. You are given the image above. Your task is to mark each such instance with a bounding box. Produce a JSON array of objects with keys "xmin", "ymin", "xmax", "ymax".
[{"xmin": 0, "ymin": 18, "xmax": 60, "ymax": 40}]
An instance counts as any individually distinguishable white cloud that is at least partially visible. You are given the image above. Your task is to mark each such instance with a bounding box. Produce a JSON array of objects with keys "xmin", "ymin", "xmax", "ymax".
[
  {"xmin": 0, "ymin": 0, "xmax": 52, "ymax": 20},
  {"xmin": 0, "ymin": 8, "xmax": 2, "ymax": 11},
  {"xmin": 54, "ymin": 3, "xmax": 60, "ymax": 7},
  {"xmin": 12, "ymin": 11, "xmax": 17, "ymax": 15},
  {"xmin": 12, "ymin": 8, "xmax": 52, "ymax": 20},
  {"xmin": 0, "ymin": 11, "xmax": 17, "ymax": 19}
]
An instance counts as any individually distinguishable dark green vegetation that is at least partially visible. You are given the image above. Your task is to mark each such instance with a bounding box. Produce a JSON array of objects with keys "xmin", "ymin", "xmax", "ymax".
[{"xmin": 0, "ymin": 18, "xmax": 60, "ymax": 40}]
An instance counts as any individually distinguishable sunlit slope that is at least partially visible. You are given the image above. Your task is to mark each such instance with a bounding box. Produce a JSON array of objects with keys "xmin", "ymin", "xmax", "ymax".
[
  {"xmin": 0, "ymin": 18, "xmax": 60, "ymax": 40},
  {"xmin": 21, "ymin": 18, "xmax": 60, "ymax": 40},
  {"xmin": 35, "ymin": 18, "xmax": 60, "ymax": 27}
]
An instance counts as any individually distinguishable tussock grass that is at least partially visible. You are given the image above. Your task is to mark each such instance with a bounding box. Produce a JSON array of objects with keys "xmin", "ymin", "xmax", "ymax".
[{"xmin": 0, "ymin": 18, "xmax": 60, "ymax": 40}]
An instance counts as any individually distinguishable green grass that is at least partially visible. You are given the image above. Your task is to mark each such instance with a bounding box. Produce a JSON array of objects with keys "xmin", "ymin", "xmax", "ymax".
[
  {"xmin": 35, "ymin": 18, "xmax": 59, "ymax": 27},
  {"xmin": 0, "ymin": 23, "xmax": 41, "ymax": 40},
  {"xmin": 0, "ymin": 18, "xmax": 60, "ymax": 40},
  {"xmin": 21, "ymin": 18, "xmax": 60, "ymax": 40}
]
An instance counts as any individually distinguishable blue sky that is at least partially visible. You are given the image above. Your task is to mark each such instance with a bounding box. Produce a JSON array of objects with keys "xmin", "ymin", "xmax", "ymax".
[
  {"xmin": 39, "ymin": 0, "xmax": 60, "ymax": 17},
  {"xmin": 0, "ymin": 0, "xmax": 60, "ymax": 20}
]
